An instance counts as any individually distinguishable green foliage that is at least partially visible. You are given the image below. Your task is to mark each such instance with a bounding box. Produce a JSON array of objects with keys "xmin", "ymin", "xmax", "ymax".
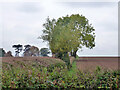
[
  {"xmin": 40, "ymin": 14, "xmax": 95, "ymax": 58},
  {"xmin": 0, "ymin": 48, "xmax": 5, "ymax": 57},
  {"xmin": 2, "ymin": 62, "xmax": 120, "ymax": 89},
  {"xmin": 75, "ymin": 55, "xmax": 79, "ymax": 60},
  {"xmin": 47, "ymin": 63, "xmax": 66, "ymax": 72},
  {"xmin": 40, "ymin": 48, "xmax": 50, "ymax": 57},
  {"xmin": 54, "ymin": 52, "xmax": 70, "ymax": 69},
  {"xmin": 66, "ymin": 61, "xmax": 77, "ymax": 77},
  {"xmin": 61, "ymin": 53, "xmax": 70, "ymax": 69},
  {"xmin": 95, "ymin": 66, "xmax": 101, "ymax": 73}
]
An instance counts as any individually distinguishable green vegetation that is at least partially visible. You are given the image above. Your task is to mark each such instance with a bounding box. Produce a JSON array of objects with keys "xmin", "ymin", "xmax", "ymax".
[
  {"xmin": 2, "ymin": 61, "xmax": 120, "ymax": 89},
  {"xmin": 40, "ymin": 48, "xmax": 50, "ymax": 57},
  {"xmin": 40, "ymin": 14, "xmax": 95, "ymax": 58},
  {"xmin": 40, "ymin": 14, "xmax": 96, "ymax": 68},
  {"xmin": 0, "ymin": 48, "xmax": 5, "ymax": 57}
]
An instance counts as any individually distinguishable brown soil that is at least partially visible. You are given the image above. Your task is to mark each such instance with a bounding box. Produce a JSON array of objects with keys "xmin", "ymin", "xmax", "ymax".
[
  {"xmin": 76, "ymin": 57, "xmax": 119, "ymax": 72},
  {"xmin": 1, "ymin": 57, "xmax": 119, "ymax": 72}
]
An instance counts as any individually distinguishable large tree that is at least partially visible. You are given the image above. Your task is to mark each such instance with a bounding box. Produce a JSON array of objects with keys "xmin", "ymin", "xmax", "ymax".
[{"xmin": 40, "ymin": 14, "xmax": 95, "ymax": 58}]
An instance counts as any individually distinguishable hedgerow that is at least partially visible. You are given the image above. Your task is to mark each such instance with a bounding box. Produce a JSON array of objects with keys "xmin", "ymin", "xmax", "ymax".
[{"xmin": 2, "ymin": 61, "xmax": 120, "ymax": 89}]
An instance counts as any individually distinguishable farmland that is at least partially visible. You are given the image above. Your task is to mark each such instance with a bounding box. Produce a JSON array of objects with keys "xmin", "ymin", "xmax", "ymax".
[
  {"xmin": 1, "ymin": 57, "xmax": 120, "ymax": 89},
  {"xmin": 2, "ymin": 57, "xmax": 119, "ymax": 71},
  {"xmin": 76, "ymin": 57, "xmax": 119, "ymax": 72}
]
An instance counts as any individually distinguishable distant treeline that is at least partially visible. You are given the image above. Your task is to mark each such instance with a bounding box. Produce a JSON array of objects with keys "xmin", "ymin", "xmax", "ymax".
[{"xmin": 0, "ymin": 44, "xmax": 50, "ymax": 57}]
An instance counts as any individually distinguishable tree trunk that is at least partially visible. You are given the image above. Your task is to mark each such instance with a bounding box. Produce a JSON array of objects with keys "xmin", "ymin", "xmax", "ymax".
[{"xmin": 73, "ymin": 50, "xmax": 77, "ymax": 58}]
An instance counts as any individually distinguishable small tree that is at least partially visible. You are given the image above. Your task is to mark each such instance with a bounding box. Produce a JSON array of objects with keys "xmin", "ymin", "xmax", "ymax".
[
  {"xmin": 12, "ymin": 44, "xmax": 22, "ymax": 57},
  {"xmin": 0, "ymin": 48, "xmax": 6, "ymax": 57},
  {"xmin": 23, "ymin": 45, "xmax": 31, "ymax": 56},
  {"xmin": 40, "ymin": 48, "xmax": 50, "ymax": 57},
  {"xmin": 24, "ymin": 45, "xmax": 31, "ymax": 52},
  {"xmin": 30, "ymin": 46, "xmax": 39, "ymax": 56},
  {"xmin": 4, "ymin": 51, "xmax": 13, "ymax": 57},
  {"xmin": 23, "ymin": 46, "xmax": 39, "ymax": 57}
]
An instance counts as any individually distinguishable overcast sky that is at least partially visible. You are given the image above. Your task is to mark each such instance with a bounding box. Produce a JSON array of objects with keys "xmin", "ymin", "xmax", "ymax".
[{"xmin": 0, "ymin": 0, "xmax": 118, "ymax": 56}]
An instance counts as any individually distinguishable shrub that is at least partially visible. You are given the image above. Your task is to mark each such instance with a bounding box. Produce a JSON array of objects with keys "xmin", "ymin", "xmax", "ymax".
[
  {"xmin": 47, "ymin": 63, "xmax": 66, "ymax": 72},
  {"xmin": 2, "ymin": 62, "xmax": 120, "ymax": 89},
  {"xmin": 61, "ymin": 53, "xmax": 70, "ymax": 69}
]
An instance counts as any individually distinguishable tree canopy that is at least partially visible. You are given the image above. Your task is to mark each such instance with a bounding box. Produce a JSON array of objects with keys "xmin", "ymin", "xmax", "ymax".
[
  {"xmin": 0, "ymin": 48, "xmax": 6, "ymax": 57},
  {"xmin": 40, "ymin": 14, "xmax": 95, "ymax": 58},
  {"xmin": 12, "ymin": 44, "xmax": 22, "ymax": 57},
  {"xmin": 40, "ymin": 48, "xmax": 50, "ymax": 57},
  {"xmin": 23, "ymin": 45, "xmax": 39, "ymax": 57}
]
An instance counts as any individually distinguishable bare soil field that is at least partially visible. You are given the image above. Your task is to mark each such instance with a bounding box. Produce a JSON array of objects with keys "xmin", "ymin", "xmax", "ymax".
[
  {"xmin": 1, "ymin": 57, "xmax": 120, "ymax": 72},
  {"xmin": 76, "ymin": 57, "xmax": 119, "ymax": 72}
]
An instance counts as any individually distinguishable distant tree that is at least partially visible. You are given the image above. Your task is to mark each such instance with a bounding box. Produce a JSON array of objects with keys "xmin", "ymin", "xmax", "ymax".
[
  {"xmin": 4, "ymin": 51, "xmax": 13, "ymax": 57},
  {"xmin": 30, "ymin": 46, "xmax": 39, "ymax": 56},
  {"xmin": 0, "ymin": 48, "xmax": 6, "ymax": 57},
  {"xmin": 12, "ymin": 44, "xmax": 22, "ymax": 57},
  {"xmin": 23, "ymin": 46, "xmax": 39, "ymax": 57},
  {"xmin": 40, "ymin": 48, "xmax": 50, "ymax": 57},
  {"xmin": 23, "ymin": 45, "xmax": 31, "ymax": 56},
  {"xmin": 24, "ymin": 45, "xmax": 31, "ymax": 52}
]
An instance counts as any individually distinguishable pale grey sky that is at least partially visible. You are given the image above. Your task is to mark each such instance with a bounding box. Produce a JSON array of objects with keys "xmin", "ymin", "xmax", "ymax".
[{"xmin": 0, "ymin": 1, "xmax": 118, "ymax": 56}]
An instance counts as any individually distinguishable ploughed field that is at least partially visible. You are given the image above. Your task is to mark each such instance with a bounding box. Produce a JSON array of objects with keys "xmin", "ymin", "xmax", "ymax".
[
  {"xmin": 76, "ymin": 57, "xmax": 119, "ymax": 71},
  {"xmin": 1, "ymin": 57, "xmax": 119, "ymax": 71},
  {"xmin": 1, "ymin": 57, "xmax": 65, "ymax": 68}
]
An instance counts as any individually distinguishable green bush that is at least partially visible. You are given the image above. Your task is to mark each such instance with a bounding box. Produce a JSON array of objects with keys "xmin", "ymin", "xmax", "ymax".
[
  {"xmin": 2, "ymin": 62, "xmax": 120, "ymax": 89},
  {"xmin": 61, "ymin": 53, "xmax": 70, "ymax": 69},
  {"xmin": 47, "ymin": 63, "xmax": 66, "ymax": 72},
  {"xmin": 55, "ymin": 52, "xmax": 70, "ymax": 69}
]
